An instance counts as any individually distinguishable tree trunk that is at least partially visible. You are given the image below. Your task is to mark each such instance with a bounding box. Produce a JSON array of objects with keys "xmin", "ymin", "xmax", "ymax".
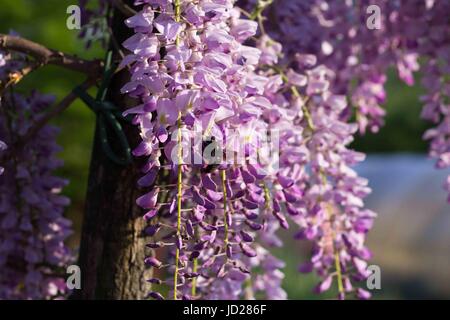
[{"xmin": 72, "ymin": 3, "xmax": 151, "ymax": 300}]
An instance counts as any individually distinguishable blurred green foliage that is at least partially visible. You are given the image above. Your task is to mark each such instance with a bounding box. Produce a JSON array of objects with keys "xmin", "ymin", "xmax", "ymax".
[
  {"xmin": 1, "ymin": 0, "xmax": 428, "ymax": 300},
  {"xmin": 352, "ymin": 70, "xmax": 430, "ymax": 153}
]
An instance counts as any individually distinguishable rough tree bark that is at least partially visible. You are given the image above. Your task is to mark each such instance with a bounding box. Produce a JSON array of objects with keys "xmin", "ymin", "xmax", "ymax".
[{"xmin": 72, "ymin": 2, "xmax": 151, "ymax": 300}]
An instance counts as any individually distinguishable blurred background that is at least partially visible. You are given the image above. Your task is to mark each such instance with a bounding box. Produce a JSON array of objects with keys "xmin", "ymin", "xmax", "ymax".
[{"xmin": 1, "ymin": 0, "xmax": 449, "ymax": 300}]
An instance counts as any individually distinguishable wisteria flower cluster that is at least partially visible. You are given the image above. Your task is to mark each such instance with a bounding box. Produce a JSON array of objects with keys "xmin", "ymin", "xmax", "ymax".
[
  {"xmin": 241, "ymin": 0, "xmax": 450, "ymax": 203},
  {"xmin": 122, "ymin": 0, "xmax": 288, "ymax": 300},
  {"xmin": 0, "ymin": 90, "xmax": 73, "ymax": 299},
  {"xmin": 120, "ymin": 0, "xmax": 375, "ymax": 300},
  {"xmin": 1, "ymin": 0, "xmax": 448, "ymax": 301}
]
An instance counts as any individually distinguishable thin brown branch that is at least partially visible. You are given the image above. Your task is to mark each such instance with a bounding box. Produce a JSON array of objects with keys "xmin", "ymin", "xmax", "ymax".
[
  {"xmin": 0, "ymin": 34, "xmax": 103, "ymax": 76},
  {"xmin": 111, "ymin": 0, "xmax": 137, "ymax": 17}
]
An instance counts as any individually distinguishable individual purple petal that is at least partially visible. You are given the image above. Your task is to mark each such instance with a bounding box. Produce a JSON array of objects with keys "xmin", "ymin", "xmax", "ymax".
[
  {"xmin": 186, "ymin": 220, "xmax": 194, "ymax": 237},
  {"xmin": 314, "ymin": 275, "xmax": 333, "ymax": 294},
  {"xmin": 240, "ymin": 243, "xmax": 257, "ymax": 258},
  {"xmin": 247, "ymin": 163, "xmax": 267, "ymax": 179},
  {"xmin": 240, "ymin": 230, "xmax": 254, "ymax": 243},
  {"xmin": 228, "ymin": 269, "xmax": 248, "ymax": 282},
  {"xmin": 226, "ymin": 244, "xmax": 233, "ymax": 259},
  {"xmin": 215, "ymin": 263, "xmax": 226, "ymax": 278},
  {"xmin": 273, "ymin": 199, "xmax": 281, "ymax": 212},
  {"xmin": 146, "ymin": 242, "xmax": 163, "ymax": 249},
  {"xmin": 193, "ymin": 207, "xmax": 205, "ymax": 222},
  {"xmin": 192, "ymin": 188, "xmax": 206, "ymax": 207},
  {"xmin": 241, "ymin": 168, "xmax": 256, "ymax": 184},
  {"xmin": 206, "ymin": 189, "xmax": 222, "ymax": 202},
  {"xmin": 245, "ymin": 220, "xmax": 262, "ymax": 231},
  {"xmin": 277, "ymin": 175, "xmax": 294, "ymax": 188},
  {"xmin": 123, "ymin": 33, "xmax": 158, "ymax": 57},
  {"xmin": 137, "ymin": 167, "xmax": 158, "ymax": 187},
  {"xmin": 194, "ymin": 241, "xmax": 206, "ymax": 251},
  {"xmin": 176, "ymin": 235, "xmax": 182, "ymax": 250},
  {"xmin": 143, "ymin": 209, "xmax": 158, "ymax": 221},
  {"xmin": 144, "ymin": 224, "xmax": 161, "ymax": 237},
  {"xmin": 274, "ymin": 211, "xmax": 289, "ymax": 229},
  {"xmin": 147, "ymin": 291, "xmax": 165, "ymax": 300},
  {"xmin": 201, "ymin": 174, "xmax": 218, "ymax": 191},
  {"xmin": 241, "ymin": 198, "xmax": 258, "ymax": 210},
  {"xmin": 156, "ymin": 126, "xmax": 168, "ymax": 143},
  {"xmin": 125, "ymin": 7, "xmax": 154, "ymax": 29},
  {"xmin": 136, "ymin": 188, "xmax": 159, "ymax": 209},
  {"xmin": 189, "ymin": 251, "xmax": 200, "ymax": 261},
  {"xmin": 146, "ymin": 278, "xmax": 162, "ymax": 285},
  {"xmin": 356, "ymin": 288, "xmax": 371, "ymax": 300},
  {"xmin": 203, "ymin": 198, "xmax": 216, "ymax": 210},
  {"xmin": 133, "ymin": 141, "xmax": 153, "ymax": 157},
  {"xmin": 199, "ymin": 222, "xmax": 217, "ymax": 232},
  {"xmin": 153, "ymin": 14, "xmax": 182, "ymax": 41},
  {"xmin": 144, "ymin": 257, "xmax": 162, "ymax": 268}
]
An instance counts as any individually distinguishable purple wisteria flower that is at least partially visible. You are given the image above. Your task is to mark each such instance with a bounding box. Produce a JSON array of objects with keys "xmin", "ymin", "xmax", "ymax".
[
  {"xmin": 122, "ymin": 0, "xmax": 290, "ymax": 300},
  {"xmin": 0, "ymin": 91, "xmax": 73, "ymax": 299},
  {"xmin": 120, "ymin": 0, "xmax": 379, "ymax": 300}
]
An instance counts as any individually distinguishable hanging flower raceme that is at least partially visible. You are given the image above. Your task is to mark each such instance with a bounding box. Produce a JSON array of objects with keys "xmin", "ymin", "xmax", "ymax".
[
  {"xmin": 1, "ymin": 0, "xmax": 448, "ymax": 303},
  {"xmin": 241, "ymin": 0, "xmax": 450, "ymax": 201},
  {"xmin": 120, "ymin": 0, "xmax": 450, "ymax": 300},
  {"xmin": 247, "ymin": 26, "xmax": 377, "ymax": 299},
  {"xmin": 121, "ymin": 0, "xmax": 382, "ymax": 300},
  {"xmin": 412, "ymin": 1, "xmax": 450, "ymax": 203},
  {"xmin": 122, "ymin": 0, "xmax": 287, "ymax": 300},
  {"xmin": 238, "ymin": 0, "xmax": 392, "ymax": 134},
  {"xmin": 0, "ymin": 90, "xmax": 73, "ymax": 300}
]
